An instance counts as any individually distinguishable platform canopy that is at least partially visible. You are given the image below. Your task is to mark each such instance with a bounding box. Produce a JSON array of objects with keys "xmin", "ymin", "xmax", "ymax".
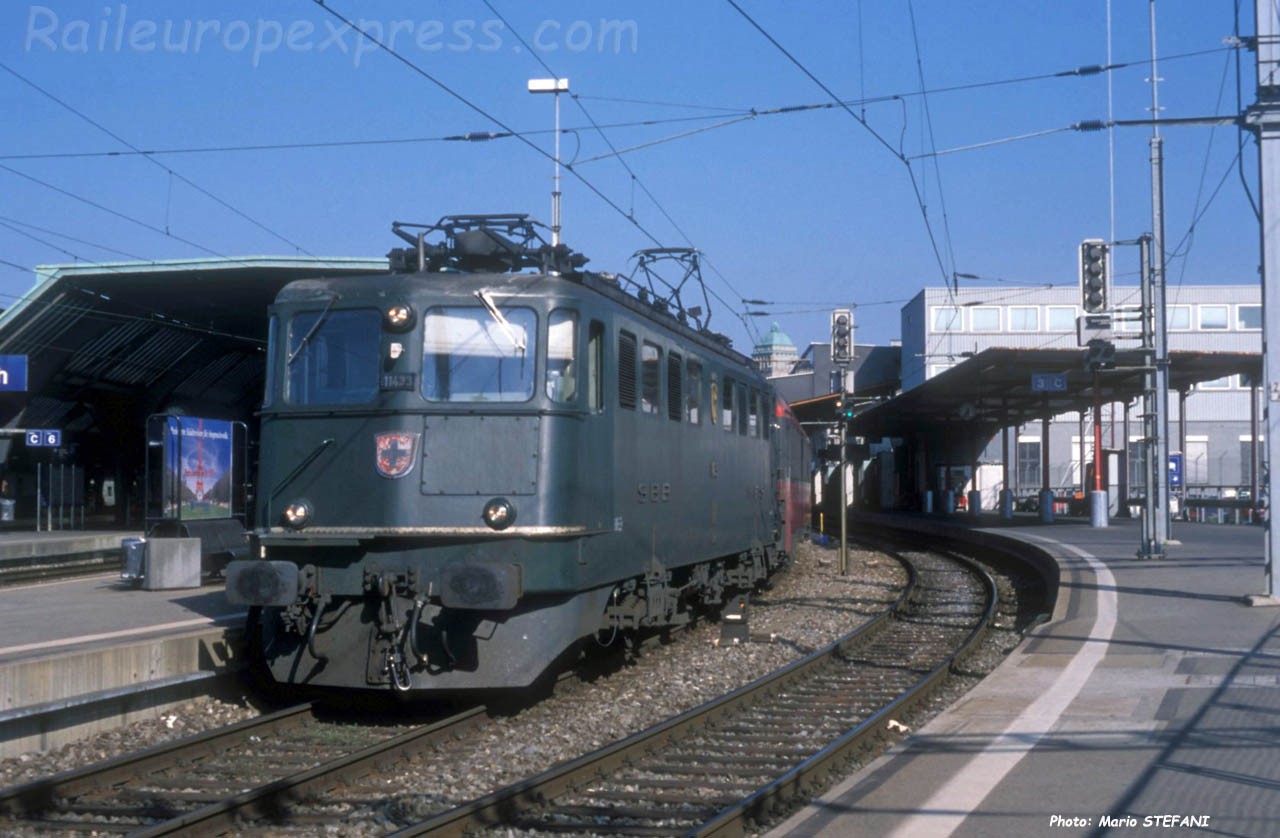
[
  {"xmin": 845, "ymin": 346, "xmax": 1261, "ymax": 440},
  {"xmin": 0, "ymin": 257, "xmax": 387, "ymax": 496}
]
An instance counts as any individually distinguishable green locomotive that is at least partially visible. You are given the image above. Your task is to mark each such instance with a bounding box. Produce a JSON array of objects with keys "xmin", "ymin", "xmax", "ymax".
[{"xmin": 225, "ymin": 215, "xmax": 811, "ymax": 694}]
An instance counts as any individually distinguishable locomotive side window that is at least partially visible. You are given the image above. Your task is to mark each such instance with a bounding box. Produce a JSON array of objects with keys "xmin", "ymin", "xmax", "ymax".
[
  {"xmin": 738, "ymin": 386, "xmax": 748, "ymax": 435},
  {"xmin": 686, "ymin": 361, "xmax": 702, "ymax": 425},
  {"xmin": 285, "ymin": 308, "xmax": 380, "ymax": 405},
  {"xmin": 641, "ymin": 341, "xmax": 662, "ymax": 415},
  {"xmin": 263, "ymin": 314, "xmax": 278, "ymax": 408},
  {"xmin": 709, "ymin": 374, "xmax": 719, "ymax": 427},
  {"xmin": 667, "ymin": 352, "xmax": 683, "ymax": 421},
  {"xmin": 547, "ymin": 309, "xmax": 578, "ymax": 404},
  {"xmin": 422, "ymin": 306, "xmax": 536, "ymax": 402},
  {"xmin": 588, "ymin": 320, "xmax": 604, "ymax": 412},
  {"xmin": 721, "ymin": 377, "xmax": 735, "ymax": 431},
  {"xmin": 618, "ymin": 331, "xmax": 637, "ymax": 410},
  {"xmin": 748, "ymin": 388, "xmax": 760, "ymax": 437}
]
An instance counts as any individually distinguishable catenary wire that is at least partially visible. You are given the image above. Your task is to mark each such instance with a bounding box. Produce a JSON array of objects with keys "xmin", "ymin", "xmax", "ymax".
[{"xmin": 0, "ymin": 62, "xmax": 313, "ymax": 256}]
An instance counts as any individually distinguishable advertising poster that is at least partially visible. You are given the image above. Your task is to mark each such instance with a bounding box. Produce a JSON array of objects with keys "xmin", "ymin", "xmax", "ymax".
[{"xmin": 163, "ymin": 417, "xmax": 233, "ymax": 520}]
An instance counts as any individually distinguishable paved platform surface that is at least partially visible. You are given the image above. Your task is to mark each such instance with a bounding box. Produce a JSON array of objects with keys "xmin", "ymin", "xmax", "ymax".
[
  {"xmin": 0, "ymin": 533, "xmax": 247, "ymax": 756},
  {"xmin": 770, "ymin": 514, "xmax": 1280, "ymax": 838}
]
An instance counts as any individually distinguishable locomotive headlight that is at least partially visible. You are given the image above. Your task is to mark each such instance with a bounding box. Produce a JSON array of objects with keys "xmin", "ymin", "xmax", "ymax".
[
  {"xmin": 282, "ymin": 500, "xmax": 312, "ymax": 529},
  {"xmin": 384, "ymin": 302, "xmax": 415, "ymax": 332},
  {"xmin": 482, "ymin": 497, "xmax": 516, "ymax": 530}
]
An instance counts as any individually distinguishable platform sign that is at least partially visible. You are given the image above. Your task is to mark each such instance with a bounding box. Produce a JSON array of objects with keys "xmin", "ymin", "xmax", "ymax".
[
  {"xmin": 0, "ymin": 355, "xmax": 27, "ymax": 392},
  {"xmin": 1168, "ymin": 453, "xmax": 1183, "ymax": 488},
  {"xmin": 1031, "ymin": 372, "xmax": 1068, "ymax": 392},
  {"xmin": 24, "ymin": 429, "xmax": 61, "ymax": 447}
]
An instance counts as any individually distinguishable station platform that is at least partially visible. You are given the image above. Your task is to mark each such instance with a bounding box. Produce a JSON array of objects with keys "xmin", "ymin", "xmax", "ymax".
[
  {"xmin": 771, "ymin": 513, "xmax": 1280, "ymax": 837},
  {"xmin": 0, "ymin": 531, "xmax": 246, "ymax": 758}
]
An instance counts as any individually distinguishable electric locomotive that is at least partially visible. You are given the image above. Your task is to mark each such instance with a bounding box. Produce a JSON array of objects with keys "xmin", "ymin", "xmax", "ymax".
[{"xmin": 226, "ymin": 215, "xmax": 811, "ymax": 694}]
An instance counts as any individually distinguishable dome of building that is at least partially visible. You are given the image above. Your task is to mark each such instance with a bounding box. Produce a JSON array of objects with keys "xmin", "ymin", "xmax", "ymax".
[{"xmin": 753, "ymin": 322, "xmax": 800, "ymax": 377}]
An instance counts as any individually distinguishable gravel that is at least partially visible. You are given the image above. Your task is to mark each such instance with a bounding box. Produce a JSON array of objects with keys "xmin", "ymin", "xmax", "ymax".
[{"xmin": 0, "ymin": 536, "xmax": 1041, "ymax": 836}]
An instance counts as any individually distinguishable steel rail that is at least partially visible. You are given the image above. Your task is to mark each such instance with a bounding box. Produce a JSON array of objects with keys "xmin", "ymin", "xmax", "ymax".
[
  {"xmin": 129, "ymin": 704, "xmax": 490, "ymax": 837},
  {"xmin": 695, "ymin": 545, "xmax": 998, "ymax": 835},
  {"xmin": 0, "ymin": 703, "xmax": 318, "ymax": 817},
  {"xmin": 387, "ymin": 549, "xmax": 928, "ymax": 837}
]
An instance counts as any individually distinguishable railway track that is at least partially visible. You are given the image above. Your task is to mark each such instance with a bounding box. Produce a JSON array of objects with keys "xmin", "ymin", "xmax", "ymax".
[
  {"xmin": 392, "ymin": 544, "xmax": 995, "ymax": 836},
  {"xmin": 0, "ymin": 701, "xmax": 490, "ymax": 835},
  {"xmin": 0, "ymin": 541, "xmax": 999, "ymax": 835},
  {"xmin": 0, "ymin": 550, "xmax": 122, "ymax": 587}
]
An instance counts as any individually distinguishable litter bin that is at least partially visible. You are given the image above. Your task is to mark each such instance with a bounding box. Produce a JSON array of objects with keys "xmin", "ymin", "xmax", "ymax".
[{"xmin": 0, "ymin": 499, "xmax": 14, "ymax": 523}]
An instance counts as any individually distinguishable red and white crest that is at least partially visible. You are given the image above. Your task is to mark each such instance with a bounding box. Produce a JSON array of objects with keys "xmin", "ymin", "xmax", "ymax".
[{"xmin": 375, "ymin": 431, "xmax": 420, "ymax": 479}]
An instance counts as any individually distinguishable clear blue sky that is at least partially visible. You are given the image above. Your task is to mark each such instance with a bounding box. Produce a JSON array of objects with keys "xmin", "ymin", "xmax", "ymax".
[{"xmin": 0, "ymin": 1, "xmax": 1261, "ymax": 351}]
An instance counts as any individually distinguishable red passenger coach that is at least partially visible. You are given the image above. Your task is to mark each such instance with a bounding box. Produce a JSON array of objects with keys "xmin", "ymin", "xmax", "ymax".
[{"xmin": 775, "ymin": 398, "xmax": 813, "ymax": 552}]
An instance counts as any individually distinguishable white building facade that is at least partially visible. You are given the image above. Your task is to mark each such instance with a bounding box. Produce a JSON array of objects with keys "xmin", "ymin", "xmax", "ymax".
[{"xmin": 900, "ymin": 285, "xmax": 1262, "ymax": 500}]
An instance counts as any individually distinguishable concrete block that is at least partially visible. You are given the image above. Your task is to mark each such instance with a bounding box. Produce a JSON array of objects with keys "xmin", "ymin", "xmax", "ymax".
[{"xmin": 144, "ymin": 538, "xmax": 201, "ymax": 590}]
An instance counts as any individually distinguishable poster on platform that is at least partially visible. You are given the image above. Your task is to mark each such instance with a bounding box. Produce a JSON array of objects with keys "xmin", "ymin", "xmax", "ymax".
[{"xmin": 163, "ymin": 417, "xmax": 233, "ymax": 520}]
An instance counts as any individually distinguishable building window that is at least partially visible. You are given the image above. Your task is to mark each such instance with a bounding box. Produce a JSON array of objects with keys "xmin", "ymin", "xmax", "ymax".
[
  {"xmin": 970, "ymin": 306, "xmax": 1000, "ymax": 332},
  {"xmin": 686, "ymin": 360, "xmax": 702, "ymax": 425},
  {"xmin": 931, "ymin": 305, "xmax": 962, "ymax": 333},
  {"xmin": 1128, "ymin": 440, "xmax": 1147, "ymax": 492},
  {"xmin": 1167, "ymin": 305, "xmax": 1192, "ymax": 331},
  {"xmin": 1008, "ymin": 306, "xmax": 1039, "ymax": 331},
  {"xmin": 1046, "ymin": 306, "xmax": 1076, "ymax": 332},
  {"xmin": 1237, "ymin": 304, "xmax": 1262, "ymax": 331},
  {"xmin": 1197, "ymin": 376, "xmax": 1232, "ymax": 391},
  {"xmin": 1199, "ymin": 305, "xmax": 1229, "ymax": 330},
  {"xmin": 1117, "ymin": 305, "xmax": 1146, "ymax": 332},
  {"xmin": 1016, "ymin": 439, "xmax": 1041, "ymax": 490},
  {"xmin": 1184, "ymin": 437, "xmax": 1208, "ymax": 485},
  {"xmin": 1241, "ymin": 436, "xmax": 1263, "ymax": 487},
  {"xmin": 641, "ymin": 342, "xmax": 662, "ymax": 414}
]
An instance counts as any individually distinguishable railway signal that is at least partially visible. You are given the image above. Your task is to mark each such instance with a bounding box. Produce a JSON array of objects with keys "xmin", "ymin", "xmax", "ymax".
[
  {"xmin": 830, "ymin": 309, "xmax": 853, "ymax": 364},
  {"xmin": 1079, "ymin": 239, "xmax": 1111, "ymax": 314}
]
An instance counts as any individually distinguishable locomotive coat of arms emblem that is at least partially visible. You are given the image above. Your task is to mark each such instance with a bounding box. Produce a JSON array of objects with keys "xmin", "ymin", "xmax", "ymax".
[{"xmin": 375, "ymin": 431, "xmax": 420, "ymax": 478}]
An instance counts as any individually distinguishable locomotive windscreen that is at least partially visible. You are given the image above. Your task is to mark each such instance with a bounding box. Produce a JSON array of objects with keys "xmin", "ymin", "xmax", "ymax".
[{"xmin": 422, "ymin": 305, "xmax": 536, "ymax": 402}]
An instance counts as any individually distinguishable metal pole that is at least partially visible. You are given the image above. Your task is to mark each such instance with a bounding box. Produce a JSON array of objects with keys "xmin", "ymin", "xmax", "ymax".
[
  {"xmin": 839, "ymin": 418, "xmax": 848, "ymax": 575},
  {"xmin": 35, "ymin": 463, "xmax": 41, "ymax": 533},
  {"xmin": 1251, "ymin": 380, "xmax": 1260, "ymax": 523},
  {"xmin": 1252, "ymin": 0, "xmax": 1280, "ymax": 599},
  {"xmin": 1139, "ymin": 235, "xmax": 1160, "ymax": 558},
  {"xmin": 1090, "ymin": 371, "xmax": 1108, "ymax": 527},
  {"xmin": 1151, "ymin": 137, "xmax": 1172, "ymax": 546},
  {"xmin": 552, "ymin": 89, "xmax": 562, "ymax": 246},
  {"xmin": 1117, "ymin": 400, "xmax": 1131, "ymax": 517}
]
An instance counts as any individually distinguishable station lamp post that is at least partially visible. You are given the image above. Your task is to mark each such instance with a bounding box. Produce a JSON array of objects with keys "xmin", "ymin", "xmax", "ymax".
[{"xmin": 528, "ymin": 77, "xmax": 569, "ymax": 246}]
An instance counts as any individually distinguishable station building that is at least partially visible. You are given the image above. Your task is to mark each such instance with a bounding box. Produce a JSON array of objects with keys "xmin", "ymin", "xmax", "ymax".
[{"xmin": 899, "ymin": 284, "xmax": 1262, "ymax": 506}]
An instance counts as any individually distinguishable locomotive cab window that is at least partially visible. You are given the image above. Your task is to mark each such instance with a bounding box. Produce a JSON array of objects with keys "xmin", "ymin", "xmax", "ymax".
[
  {"xmin": 422, "ymin": 305, "xmax": 536, "ymax": 402},
  {"xmin": 547, "ymin": 309, "xmax": 578, "ymax": 404},
  {"xmin": 286, "ymin": 308, "xmax": 380, "ymax": 405},
  {"xmin": 641, "ymin": 341, "xmax": 662, "ymax": 415}
]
